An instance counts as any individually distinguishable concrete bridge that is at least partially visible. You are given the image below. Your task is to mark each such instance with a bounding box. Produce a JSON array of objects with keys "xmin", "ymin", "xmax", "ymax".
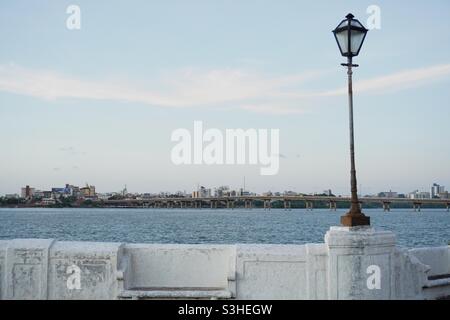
[{"xmin": 99, "ymin": 195, "xmax": 450, "ymax": 212}]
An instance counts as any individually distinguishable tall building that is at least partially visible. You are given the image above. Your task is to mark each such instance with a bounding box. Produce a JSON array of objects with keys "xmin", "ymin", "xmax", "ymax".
[
  {"xmin": 80, "ymin": 184, "xmax": 96, "ymax": 197},
  {"xmin": 21, "ymin": 185, "xmax": 35, "ymax": 199},
  {"xmin": 431, "ymin": 183, "xmax": 445, "ymax": 198}
]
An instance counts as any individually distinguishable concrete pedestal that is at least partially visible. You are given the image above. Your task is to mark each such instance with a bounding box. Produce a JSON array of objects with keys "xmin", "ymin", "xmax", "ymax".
[{"xmin": 325, "ymin": 226, "xmax": 396, "ymax": 300}]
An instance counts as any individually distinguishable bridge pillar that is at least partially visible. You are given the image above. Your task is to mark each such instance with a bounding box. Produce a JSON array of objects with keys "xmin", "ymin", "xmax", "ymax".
[
  {"xmin": 447, "ymin": 203, "xmax": 449, "ymax": 212},
  {"xmin": 383, "ymin": 202, "xmax": 391, "ymax": 212},
  {"xmin": 284, "ymin": 200, "xmax": 287, "ymax": 211},
  {"xmin": 413, "ymin": 202, "xmax": 422, "ymax": 212},
  {"xmin": 306, "ymin": 201, "xmax": 313, "ymax": 211},
  {"xmin": 329, "ymin": 201, "xmax": 337, "ymax": 211},
  {"xmin": 210, "ymin": 201, "xmax": 214, "ymax": 209}
]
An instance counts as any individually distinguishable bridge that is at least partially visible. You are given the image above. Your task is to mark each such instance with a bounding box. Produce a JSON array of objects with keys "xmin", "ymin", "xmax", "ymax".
[{"xmin": 98, "ymin": 195, "xmax": 450, "ymax": 212}]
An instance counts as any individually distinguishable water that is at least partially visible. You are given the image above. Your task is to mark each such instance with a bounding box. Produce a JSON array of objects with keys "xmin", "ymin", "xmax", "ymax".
[{"xmin": 0, "ymin": 208, "xmax": 449, "ymax": 248}]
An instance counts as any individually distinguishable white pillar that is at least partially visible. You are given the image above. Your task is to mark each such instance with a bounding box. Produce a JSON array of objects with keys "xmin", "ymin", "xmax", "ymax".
[{"xmin": 325, "ymin": 226, "xmax": 397, "ymax": 300}]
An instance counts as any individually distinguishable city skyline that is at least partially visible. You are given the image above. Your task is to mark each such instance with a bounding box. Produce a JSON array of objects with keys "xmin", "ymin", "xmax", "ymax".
[
  {"xmin": 4, "ymin": 180, "xmax": 447, "ymax": 200},
  {"xmin": 1, "ymin": 1, "xmax": 450, "ymax": 195}
]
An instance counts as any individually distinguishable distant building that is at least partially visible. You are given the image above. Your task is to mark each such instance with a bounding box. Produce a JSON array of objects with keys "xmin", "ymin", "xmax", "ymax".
[
  {"xmin": 51, "ymin": 188, "xmax": 66, "ymax": 196},
  {"xmin": 378, "ymin": 191, "xmax": 398, "ymax": 198},
  {"xmin": 33, "ymin": 190, "xmax": 45, "ymax": 199},
  {"xmin": 431, "ymin": 183, "xmax": 445, "ymax": 198},
  {"xmin": 80, "ymin": 184, "xmax": 96, "ymax": 197},
  {"xmin": 64, "ymin": 184, "xmax": 80, "ymax": 197},
  {"xmin": 192, "ymin": 191, "xmax": 200, "ymax": 198},
  {"xmin": 43, "ymin": 191, "xmax": 53, "ymax": 199},
  {"xmin": 41, "ymin": 198, "xmax": 56, "ymax": 206},
  {"xmin": 409, "ymin": 190, "xmax": 431, "ymax": 199},
  {"xmin": 214, "ymin": 186, "xmax": 231, "ymax": 197},
  {"xmin": 5, "ymin": 194, "xmax": 19, "ymax": 199},
  {"xmin": 438, "ymin": 191, "xmax": 449, "ymax": 199},
  {"xmin": 21, "ymin": 185, "xmax": 35, "ymax": 199}
]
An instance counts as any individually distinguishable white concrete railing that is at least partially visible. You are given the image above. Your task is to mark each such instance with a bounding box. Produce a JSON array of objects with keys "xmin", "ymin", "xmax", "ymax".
[{"xmin": 0, "ymin": 227, "xmax": 449, "ymax": 300}]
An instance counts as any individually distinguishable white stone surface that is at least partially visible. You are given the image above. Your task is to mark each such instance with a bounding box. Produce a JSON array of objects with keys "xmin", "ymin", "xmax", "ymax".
[
  {"xmin": 409, "ymin": 246, "xmax": 450, "ymax": 276},
  {"xmin": 0, "ymin": 228, "xmax": 449, "ymax": 300},
  {"xmin": 325, "ymin": 226, "xmax": 397, "ymax": 300}
]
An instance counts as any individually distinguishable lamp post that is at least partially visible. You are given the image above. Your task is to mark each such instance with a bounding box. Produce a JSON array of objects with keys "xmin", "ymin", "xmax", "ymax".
[{"xmin": 332, "ymin": 13, "xmax": 370, "ymax": 227}]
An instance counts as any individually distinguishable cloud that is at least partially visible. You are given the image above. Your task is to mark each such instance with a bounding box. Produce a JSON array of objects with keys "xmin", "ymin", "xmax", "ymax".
[
  {"xmin": 0, "ymin": 63, "xmax": 449, "ymax": 115},
  {"xmin": 322, "ymin": 64, "xmax": 450, "ymax": 96},
  {"xmin": 0, "ymin": 64, "xmax": 329, "ymax": 114}
]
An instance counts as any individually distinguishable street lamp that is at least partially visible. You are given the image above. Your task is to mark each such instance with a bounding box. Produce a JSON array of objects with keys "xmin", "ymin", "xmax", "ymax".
[{"xmin": 332, "ymin": 13, "xmax": 370, "ymax": 227}]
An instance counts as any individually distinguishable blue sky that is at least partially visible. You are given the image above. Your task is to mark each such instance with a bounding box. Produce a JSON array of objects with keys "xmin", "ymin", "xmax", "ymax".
[{"xmin": 1, "ymin": 0, "xmax": 450, "ymax": 195}]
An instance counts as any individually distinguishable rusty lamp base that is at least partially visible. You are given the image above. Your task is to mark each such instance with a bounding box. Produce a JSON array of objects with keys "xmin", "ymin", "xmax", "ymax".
[{"xmin": 340, "ymin": 213, "xmax": 370, "ymax": 227}]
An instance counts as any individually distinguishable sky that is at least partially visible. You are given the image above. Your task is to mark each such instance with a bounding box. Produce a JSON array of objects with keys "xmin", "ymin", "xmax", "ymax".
[{"xmin": 1, "ymin": 0, "xmax": 450, "ymax": 196}]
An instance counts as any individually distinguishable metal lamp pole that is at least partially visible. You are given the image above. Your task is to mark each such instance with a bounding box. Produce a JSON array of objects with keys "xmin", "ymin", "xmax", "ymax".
[
  {"xmin": 332, "ymin": 13, "xmax": 370, "ymax": 227},
  {"xmin": 340, "ymin": 56, "xmax": 370, "ymax": 227}
]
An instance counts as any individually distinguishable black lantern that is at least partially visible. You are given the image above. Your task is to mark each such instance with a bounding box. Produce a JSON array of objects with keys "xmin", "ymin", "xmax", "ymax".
[{"xmin": 333, "ymin": 13, "xmax": 368, "ymax": 57}]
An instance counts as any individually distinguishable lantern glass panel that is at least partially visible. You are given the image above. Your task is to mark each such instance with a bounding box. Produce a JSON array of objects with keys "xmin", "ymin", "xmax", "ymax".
[
  {"xmin": 335, "ymin": 30, "xmax": 349, "ymax": 55},
  {"xmin": 350, "ymin": 30, "xmax": 366, "ymax": 55}
]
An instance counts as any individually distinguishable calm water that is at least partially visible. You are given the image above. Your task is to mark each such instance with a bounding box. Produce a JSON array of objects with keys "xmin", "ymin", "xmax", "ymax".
[{"xmin": 0, "ymin": 208, "xmax": 449, "ymax": 248}]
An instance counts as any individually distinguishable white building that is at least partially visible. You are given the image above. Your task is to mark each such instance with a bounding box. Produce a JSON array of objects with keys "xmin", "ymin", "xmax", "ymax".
[
  {"xmin": 409, "ymin": 190, "xmax": 431, "ymax": 199},
  {"xmin": 431, "ymin": 183, "xmax": 445, "ymax": 198}
]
